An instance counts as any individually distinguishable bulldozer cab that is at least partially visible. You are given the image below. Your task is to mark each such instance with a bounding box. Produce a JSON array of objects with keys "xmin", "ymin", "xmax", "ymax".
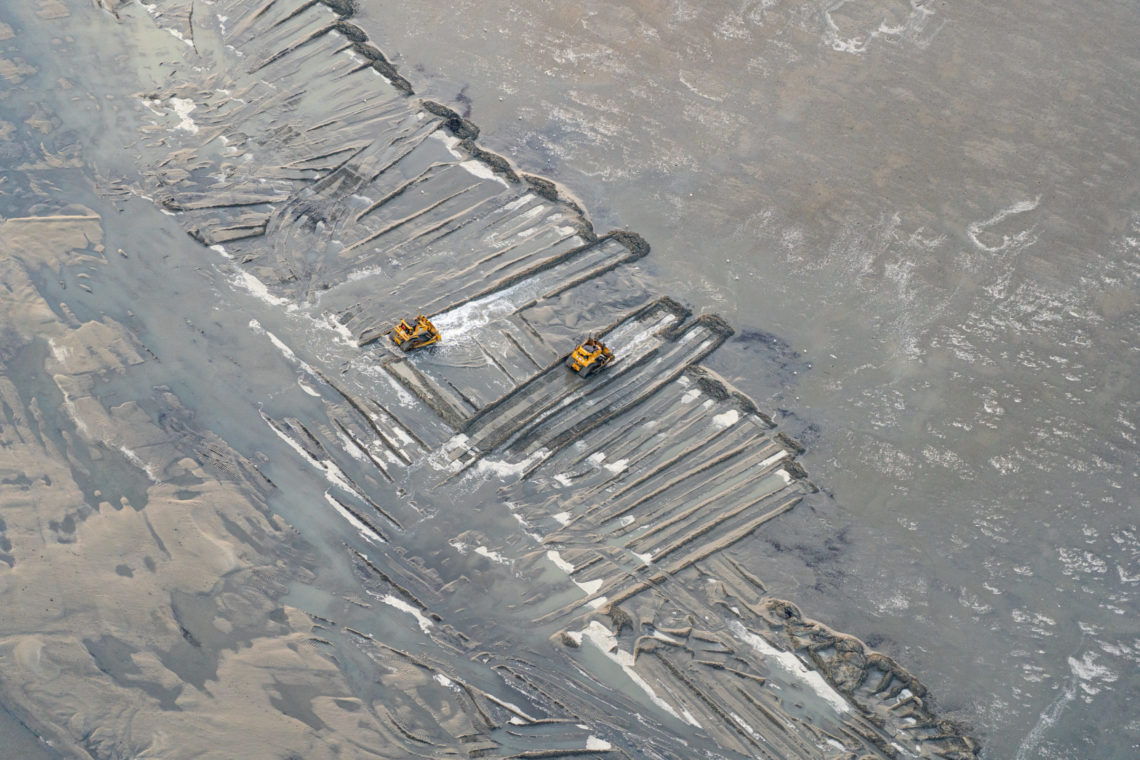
[
  {"xmin": 566, "ymin": 337, "xmax": 613, "ymax": 377},
  {"xmin": 391, "ymin": 314, "xmax": 441, "ymax": 351}
]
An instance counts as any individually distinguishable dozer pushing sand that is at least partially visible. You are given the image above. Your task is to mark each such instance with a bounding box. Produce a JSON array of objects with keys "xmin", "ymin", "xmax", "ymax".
[
  {"xmin": 566, "ymin": 337, "xmax": 614, "ymax": 377},
  {"xmin": 391, "ymin": 314, "xmax": 441, "ymax": 351}
]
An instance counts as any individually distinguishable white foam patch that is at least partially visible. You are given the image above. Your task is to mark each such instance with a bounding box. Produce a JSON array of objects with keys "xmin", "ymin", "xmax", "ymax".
[
  {"xmin": 262, "ymin": 412, "xmax": 360, "ymax": 497},
  {"xmin": 553, "ymin": 512, "xmax": 572, "ymax": 526},
  {"xmin": 547, "ymin": 558, "xmax": 606, "ymax": 607},
  {"xmin": 502, "ymin": 194, "xmax": 535, "ymax": 212},
  {"xmin": 321, "ymin": 312, "xmax": 357, "ymax": 347},
  {"xmin": 712, "ymin": 409, "xmax": 740, "ymax": 429},
  {"xmin": 649, "ymin": 630, "xmax": 683, "ymax": 645},
  {"xmin": 165, "ymin": 28, "xmax": 195, "ymax": 48},
  {"xmin": 967, "ymin": 196, "xmax": 1041, "ymax": 252},
  {"xmin": 679, "ymin": 69, "xmax": 723, "ymax": 102},
  {"xmin": 46, "ymin": 338, "xmax": 70, "ymax": 363},
  {"xmin": 430, "ymin": 130, "xmax": 464, "ymax": 159},
  {"xmin": 381, "ymin": 595, "xmax": 433, "ymax": 634},
  {"xmin": 575, "ymin": 578, "xmax": 604, "ymax": 596},
  {"xmin": 432, "ymin": 282, "xmax": 526, "ymax": 341},
  {"xmin": 1118, "ymin": 565, "xmax": 1140, "ymax": 584},
  {"xmin": 481, "ymin": 693, "xmax": 536, "ymax": 723},
  {"xmin": 1067, "ymin": 651, "xmax": 1118, "ymax": 698},
  {"xmin": 822, "ymin": 0, "xmax": 938, "ymax": 54},
  {"xmin": 119, "ymin": 446, "xmax": 161, "ymax": 483},
  {"xmin": 605, "ymin": 313, "xmax": 677, "ymax": 357},
  {"xmin": 729, "ymin": 621, "xmax": 850, "ymax": 714},
  {"xmin": 385, "ymin": 420, "xmax": 416, "ymax": 448},
  {"xmin": 1014, "ymin": 674, "xmax": 1077, "ymax": 760},
  {"xmin": 169, "ymin": 97, "xmax": 199, "ymax": 133},
  {"xmin": 378, "ymin": 369, "xmax": 415, "ymax": 407},
  {"xmin": 340, "ymin": 45, "xmax": 363, "ymax": 66},
  {"xmin": 249, "ymin": 320, "xmax": 295, "ymax": 362},
  {"xmin": 518, "ymin": 204, "xmax": 548, "ymax": 221},
  {"xmin": 510, "ymin": 512, "xmax": 543, "ymax": 542},
  {"xmin": 234, "ymin": 269, "xmax": 288, "ymax": 307},
  {"xmin": 250, "ymin": 320, "xmax": 325, "ymax": 396},
  {"xmin": 758, "ymin": 450, "xmax": 789, "ymax": 469},
  {"xmin": 547, "ymin": 550, "xmax": 574, "ymax": 574},
  {"xmin": 681, "ymin": 388, "xmax": 702, "ymax": 403},
  {"xmin": 346, "ymin": 265, "xmax": 384, "ymax": 282},
  {"xmin": 460, "ymin": 159, "xmax": 510, "ymax": 187},
  {"xmin": 57, "ymin": 392, "xmax": 89, "ymax": 437},
  {"xmin": 323, "ymin": 492, "xmax": 383, "ymax": 545},
  {"xmin": 335, "ymin": 430, "xmax": 370, "ymax": 464},
  {"xmin": 477, "ymin": 449, "xmax": 548, "ymax": 478},
  {"xmin": 586, "ymin": 736, "xmax": 612, "ymax": 751},
  {"xmin": 475, "ymin": 546, "xmax": 509, "ymax": 565},
  {"xmin": 604, "ymin": 458, "xmax": 629, "ymax": 475},
  {"xmin": 580, "ymin": 621, "xmax": 699, "ymax": 725},
  {"xmin": 731, "ymin": 712, "xmax": 762, "ymax": 742}
]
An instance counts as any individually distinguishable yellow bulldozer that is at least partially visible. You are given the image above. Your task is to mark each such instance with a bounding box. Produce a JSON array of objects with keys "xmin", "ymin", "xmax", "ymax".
[
  {"xmin": 566, "ymin": 337, "xmax": 613, "ymax": 377},
  {"xmin": 391, "ymin": 314, "xmax": 441, "ymax": 351}
]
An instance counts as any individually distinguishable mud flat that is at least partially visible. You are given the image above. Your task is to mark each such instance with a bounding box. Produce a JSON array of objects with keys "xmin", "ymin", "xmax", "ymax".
[
  {"xmin": 0, "ymin": 0, "xmax": 977, "ymax": 757},
  {"xmin": 0, "ymin": 213, "xmax": 409, "ymax": 758}
]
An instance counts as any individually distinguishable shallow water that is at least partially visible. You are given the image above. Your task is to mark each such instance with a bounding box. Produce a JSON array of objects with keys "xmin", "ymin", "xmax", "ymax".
[{"xmin": 351, "ymin": 1, "xmax": 1140, "ymax": 757}]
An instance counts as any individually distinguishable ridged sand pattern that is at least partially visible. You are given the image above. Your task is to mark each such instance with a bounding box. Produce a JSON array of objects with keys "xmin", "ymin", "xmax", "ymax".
[{"xmin": 0, "ymin": 0, "xmax": 980, "ymax": 757}]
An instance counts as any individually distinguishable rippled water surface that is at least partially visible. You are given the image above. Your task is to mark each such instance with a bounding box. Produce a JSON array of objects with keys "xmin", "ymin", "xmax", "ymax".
[{"xmin": 351, "ymin": 1, "xmax": 1140, "ymax": 757}]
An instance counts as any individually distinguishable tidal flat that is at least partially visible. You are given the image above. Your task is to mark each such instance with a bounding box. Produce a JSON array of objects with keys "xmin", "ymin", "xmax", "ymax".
[{"xmin": 0, "ymin": 1, "xmax": 1135, "ymax": 759}]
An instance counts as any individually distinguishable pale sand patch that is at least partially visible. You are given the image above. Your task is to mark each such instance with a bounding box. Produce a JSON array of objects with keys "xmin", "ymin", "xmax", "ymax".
[
  {"xmin": 35, "ymin": 0, "xmax": 70, "ymax": 20},
  {"xmin": 0, "ymin": 215, "xmax": 446, "ymax": 758}
]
